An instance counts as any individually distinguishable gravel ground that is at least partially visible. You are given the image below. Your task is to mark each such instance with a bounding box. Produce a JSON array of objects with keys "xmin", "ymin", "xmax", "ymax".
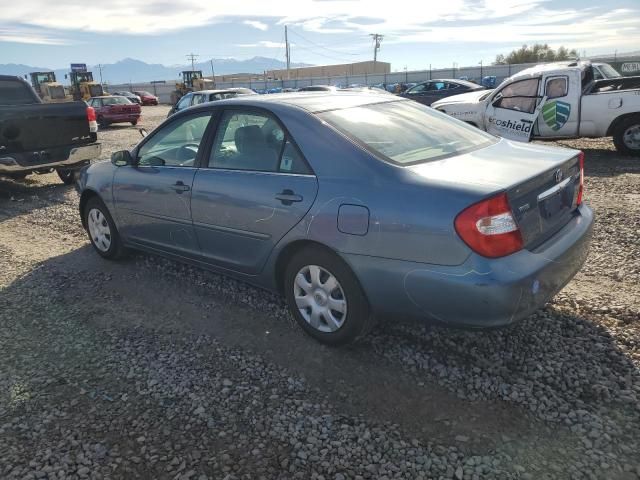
[{"xmin": 0, "ymin": 105, "xmax": 639, "ymax": 479}]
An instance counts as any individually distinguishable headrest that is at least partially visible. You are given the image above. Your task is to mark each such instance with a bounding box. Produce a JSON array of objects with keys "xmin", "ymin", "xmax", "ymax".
[{"xmin": 234, "ymin": 125, "xmax": 263, "ymax": 153}]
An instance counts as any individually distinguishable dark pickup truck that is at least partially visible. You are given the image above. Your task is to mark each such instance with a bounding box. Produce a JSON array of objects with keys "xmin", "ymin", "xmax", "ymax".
[{"xmin": 0, "ymin": 75, "xmax": 101, "ymax": 184}]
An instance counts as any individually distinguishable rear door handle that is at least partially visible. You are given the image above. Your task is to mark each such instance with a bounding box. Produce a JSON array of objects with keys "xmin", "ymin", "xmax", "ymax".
[
  {"xmin": 275, "ymin": 189, "xmax": 303, "ymax": 205},
  {"xmin": 172, "ymin": 181, "xmax": 191, "ymax": 193}
]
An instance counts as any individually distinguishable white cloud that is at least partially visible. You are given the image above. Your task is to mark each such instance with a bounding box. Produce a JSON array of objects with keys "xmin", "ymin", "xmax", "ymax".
[
  {"xmin": 237, "ymin": 41, "xmax": 286, "ymax": 48},
  {"xmin": 0, "ymin": 0, "xmax": 638, "ymax": 54},
  {"xmin": 243, "ymin": 20, "xmax": 268, "ymax": 31},
  {"xmin": 0, "ymin": 26, "xmax": 71, "ymax": 45}
]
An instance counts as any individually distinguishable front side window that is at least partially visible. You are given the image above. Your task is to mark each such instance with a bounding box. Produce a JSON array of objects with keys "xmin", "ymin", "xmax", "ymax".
[
  {"xmin": 192, "ymin": 94, "xmax": 205, "ymax": 105},
  {"xmin": 176, "ymin": 95, "xmax": 192, "ymax": 110},
  {"xmin": 137, "ymin": 113, "xmax": 213, "ymax": 167},
  {"xmin": 407, "ymin": 84, "xmax": 427, "ymax": 94},
  {"xmin": 545, "ymin": 77, "xmax": 568, "ymax": 99},
  {"xmin": 102, "ymin": 96, "xmax": 132, "ymax": 106},
  {"xmin": 493, "ymin": 78, "xmax": 539, "ymax": 113},
  {"xmin": 209, "ymin": 110, "xmax": 311, "ymax": 174},
  {"xmin": 319, "ymin": 100, "xmax": 497, "ymax": 165}
]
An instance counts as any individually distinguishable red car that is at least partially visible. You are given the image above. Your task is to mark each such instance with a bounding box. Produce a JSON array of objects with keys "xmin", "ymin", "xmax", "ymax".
[
  {"xmin": 87, "ymin": 96, "xmax": 141, "ymax": 127},
  {"xmin": 133, "ymin": 90, "xmax": 159, "ymax": 106}
]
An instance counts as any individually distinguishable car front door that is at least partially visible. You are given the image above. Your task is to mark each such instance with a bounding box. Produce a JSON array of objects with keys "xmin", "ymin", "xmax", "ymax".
[
  {"xmin": 403, "ymin": 83, "xmax": 430, "ymax": 105},
  {"xmin": 112, "ymin": 111, "xmax": 215, "ymax": 256},
  {"xmin": 484, "ymin": 77, "xmax": 543, "ymax": 142},
  {"xmin": 191, "ymin": 108, "xmax": 318, "ymax": 275}
]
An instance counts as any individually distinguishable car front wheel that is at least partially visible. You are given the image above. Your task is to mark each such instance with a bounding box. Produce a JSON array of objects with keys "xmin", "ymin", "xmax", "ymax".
[
  {"xmin": 84, "ymin": 197, "xmax": 125, "ymax": 259},
  {"xmin": 284, "ymin": 247, "xmax": 372, "ymax": 345}
]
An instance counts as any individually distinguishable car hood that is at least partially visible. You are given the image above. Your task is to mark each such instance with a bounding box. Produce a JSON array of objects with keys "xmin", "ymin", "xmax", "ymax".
[
  {"xmin": 432, "ymin": 89, "xmax": 493, "ymax": 107},
  {"xmin": 406, "ymin": 138, "xmax": 578, "ymax": 195}
]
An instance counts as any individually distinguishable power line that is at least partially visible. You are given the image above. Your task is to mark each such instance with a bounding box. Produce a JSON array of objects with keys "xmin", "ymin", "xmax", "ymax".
[{"xmin": 287, "ymin": 27, "xmax": 362, "ymax": 57}]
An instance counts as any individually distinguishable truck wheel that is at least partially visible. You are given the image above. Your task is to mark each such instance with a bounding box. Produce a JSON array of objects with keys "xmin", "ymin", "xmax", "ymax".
[
  {"xmin": 5, "ymin": 172, "xmax": 28, "ymax": 181},
  {"xmin": 56, "ymin": 169, "xmax": 76, "ymax": 185},
  {"xmin": 283, "ymin": 246, "xmax": 373, "ymax": 345},
  {"xmin": 83, "ymin": 196, "xmax": 125, "ymax": 259},
  {"xmin": 613, "ymin": 116, "xmax": 640, "ymax": 156}
]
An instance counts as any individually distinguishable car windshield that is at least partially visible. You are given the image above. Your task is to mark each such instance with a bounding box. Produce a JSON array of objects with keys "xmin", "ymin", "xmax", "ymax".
[
  {"xmin": 318, "ymin": 100, "xmax": 497, "ymax": 165},
  {"xmin": 102, "ymin": 96, "xmax": 132, "ymax": 105},
  {"xmin": 598, "ymin": 64, "xmax": 621, "ymax": 78}
]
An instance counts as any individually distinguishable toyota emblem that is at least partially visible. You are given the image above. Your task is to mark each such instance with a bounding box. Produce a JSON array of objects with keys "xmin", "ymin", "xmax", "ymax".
[{"xmin": 554, "ymin": 169, "xmax": 564, "ymax": 183}]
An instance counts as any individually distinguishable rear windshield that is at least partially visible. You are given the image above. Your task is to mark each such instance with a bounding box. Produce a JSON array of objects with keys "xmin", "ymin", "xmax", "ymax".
[
  {"xmin": 103, "ymin": 96, "xmax": 132, "ymax": 105},
  {"xmin": 318, "ymin": 100, "xmax": 496, "ymax": 165},
  {"xmin": 0, "ymin": 79, "xmax": 38, "ymax": 105}
]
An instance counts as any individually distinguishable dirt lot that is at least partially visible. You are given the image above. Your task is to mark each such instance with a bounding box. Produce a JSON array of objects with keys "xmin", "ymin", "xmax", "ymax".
[{"xmin": 1, "ymin": 105, "xmax": 639, "ymax": 480}]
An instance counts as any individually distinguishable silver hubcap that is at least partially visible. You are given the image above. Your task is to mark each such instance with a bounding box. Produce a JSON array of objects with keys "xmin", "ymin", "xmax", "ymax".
[
  {"xmin": 294, "ymin": 265, "xmax": 347, "ymax": 333},
  {"xmin": 622, "ymin": 125, "xmax": 640, "ymax": 150},
  {"xmin": 87, "ymin": 208, "xmax": 112, "ymax": 252}
]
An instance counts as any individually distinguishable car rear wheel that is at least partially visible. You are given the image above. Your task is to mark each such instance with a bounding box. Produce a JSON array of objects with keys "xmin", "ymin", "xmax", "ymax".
[
  {"xmin": 131, "ymin": 120, "xmax": 138, "ymax": 126},
  {"xmin": 84, "ymin": 197, "xmax": 125, "ymax": 260},
  {"xmin": 56, "ymin": 169, "xmax": 76, "ymax": 185},
  {"xmin": 284, "ymin": 247, "xmax": 372, "ymax": 345},
  {"xmin": 613, "ymin": 116, "xmax": 640, "ymax": 156}
]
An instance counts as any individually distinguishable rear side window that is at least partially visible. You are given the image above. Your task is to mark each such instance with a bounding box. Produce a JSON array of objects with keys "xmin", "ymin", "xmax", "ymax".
[
  {"xmin": 0, "ymin": 79, "xmax": 38, "ymax": 105},
  {"xmin": 102, "ymin": 97, "xmax": 132, "ymax": 105},
  {"xmin": 319, "ymin": 100, "xmax": 496, "ymax": 165},
  {"xmin": 209, "ymin": 110, "xmax": 311, "ymax": 174},
  {"xmin": 545, "ymin": 77, "xmax": 568, "ymax": 99}
]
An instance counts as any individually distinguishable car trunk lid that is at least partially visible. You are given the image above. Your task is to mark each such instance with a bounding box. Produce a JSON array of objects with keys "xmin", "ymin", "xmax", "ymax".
[{"xmin": 407, "ymin": 139, "xmax": 583, "ymax": 249}]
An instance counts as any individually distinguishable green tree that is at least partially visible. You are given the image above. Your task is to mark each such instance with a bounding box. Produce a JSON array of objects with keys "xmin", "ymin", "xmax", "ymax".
[{"xmin": 493, "ymin": 44, "xmax": 578, "ymax": 65}]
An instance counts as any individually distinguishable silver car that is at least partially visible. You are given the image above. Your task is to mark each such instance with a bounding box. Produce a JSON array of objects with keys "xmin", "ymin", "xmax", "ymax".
[{"xmin": 77, "ymin": 93, "xmax": 593, "ymax": 345}]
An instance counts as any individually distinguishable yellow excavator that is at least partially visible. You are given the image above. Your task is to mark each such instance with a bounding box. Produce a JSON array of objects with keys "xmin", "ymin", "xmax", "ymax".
[
  {"xmin": 29, "ymin": 72, "xmax": 71, "ymax": 103},
  {"xmin": 170, "ymin": 70, "xmax": 215, "ymax": 104},
  {"xmin": 67, "ymin": 71, "xmax": 105, "ymax": 101}
]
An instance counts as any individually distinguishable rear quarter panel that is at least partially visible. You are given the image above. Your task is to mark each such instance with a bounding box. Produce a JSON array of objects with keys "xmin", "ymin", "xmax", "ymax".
[{"xmin": 580, "ymin": 90, "xmax": 640, "ymax": 136}]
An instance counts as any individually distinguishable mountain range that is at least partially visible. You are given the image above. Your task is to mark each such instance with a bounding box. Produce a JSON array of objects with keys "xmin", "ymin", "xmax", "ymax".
[{"xmin": 0, "ymin": 57, "xmax": 312, "ymax": 85}]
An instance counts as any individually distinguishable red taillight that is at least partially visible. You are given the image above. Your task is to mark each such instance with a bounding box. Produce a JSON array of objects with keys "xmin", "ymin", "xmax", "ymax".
[
  {"xmin": 454, "ymin": 192, "xmax": 523, "ymax": 258},
  {"xmin": 86, "ymin": 106, "xmax": 98, "ymax": 133},
  {"xmin": 576, "ymin": 151, "xmax": 584, "ymax": 206},
  {"xmin": 86, "ymin": 106, "xmax": 96, "ymax": 122}
]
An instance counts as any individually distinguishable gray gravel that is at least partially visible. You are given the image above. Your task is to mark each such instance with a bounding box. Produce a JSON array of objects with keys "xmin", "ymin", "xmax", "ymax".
[{"xmin": 1, "ymin": 105, "xmax": 639, "ymax": 479}]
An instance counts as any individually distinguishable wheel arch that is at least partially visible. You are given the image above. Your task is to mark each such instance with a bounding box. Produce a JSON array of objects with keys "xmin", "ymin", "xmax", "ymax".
[
  {"xmin": 275, "ymin": 239, "xmax": 367, "ymax": 297},
  {"xmin": 606, "ymin": 112, "xmax": 640, "ymax": 136},
  {"xmin": 79, "ymin": 188, "xmax": 100, "ymax": 228}
]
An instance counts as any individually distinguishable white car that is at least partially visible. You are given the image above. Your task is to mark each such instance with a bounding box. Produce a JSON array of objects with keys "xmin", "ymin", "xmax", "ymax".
[{"xmin": 432, "ymin": 61, "xmax": 640, "ymax": 156}]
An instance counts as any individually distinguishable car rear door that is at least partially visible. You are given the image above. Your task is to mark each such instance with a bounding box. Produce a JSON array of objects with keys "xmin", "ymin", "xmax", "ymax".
[
  {"xmin": 190, "ymin": 107, "xmax": 318, "ymax": 275},
  {"xmin": 112, "ymin": 111, "xmax": 215, "ymax": 257}
]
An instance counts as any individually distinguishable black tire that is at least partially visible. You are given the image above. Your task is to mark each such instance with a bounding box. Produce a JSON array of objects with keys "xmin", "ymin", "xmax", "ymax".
[
  {"xmin": 612, "ymin": 116, "xmax": 640, "ymax": 156},
  {"xmin": 56, "ymin": 169, "xmax": 76, "ymax": 185},
  {"xmin": 283, "ymin": 246, "xmax": 372, "ymax": 345},
  {"xmin": 83, "ymin": 196, "xmax": 125, "ymax": 260},
  {"xmin": 97, "ymin": 117, "xmax": 109, "ymax": 128},
  {"xmin": 131, "ymin": 120, "xmax": 138, "ymax": 126}
]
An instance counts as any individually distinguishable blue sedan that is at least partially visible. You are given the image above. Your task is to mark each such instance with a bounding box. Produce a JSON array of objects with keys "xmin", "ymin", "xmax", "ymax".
[{"xmin": 77, "ymin": 93, "xmax": 593, "ymax": 345}]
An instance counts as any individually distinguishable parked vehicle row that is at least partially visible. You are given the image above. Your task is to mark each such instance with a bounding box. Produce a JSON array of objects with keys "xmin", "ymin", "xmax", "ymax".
[
  {"xmin": 0, "ymin": 75, "xmax": 100, "ymax": 183},
  {"xmin": 432, "ymin": 61, "xmax": 640, "ymax": 156},
  {"xmin": 77, "ymin": 92, "xmax": 593, "ymax": 345}
]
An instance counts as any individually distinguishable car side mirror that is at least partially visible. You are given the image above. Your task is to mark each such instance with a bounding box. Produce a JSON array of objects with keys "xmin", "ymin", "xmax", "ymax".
[
  {"xmin": 111, "ymin": 150, "xmax": 134, "ymax": 166},
  {"xmin": 491, "ymin": 93, "xmax": 503, "ymax": 107},
  {"xmin": 139, "ymin": 128, "xmax": 148, "ymax": 138}
]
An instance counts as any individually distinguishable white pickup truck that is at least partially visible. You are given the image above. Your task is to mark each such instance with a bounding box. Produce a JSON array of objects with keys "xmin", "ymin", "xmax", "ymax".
[{"xmin": 431, "ymin": 62, "xmax": 640, "ymax": 155}]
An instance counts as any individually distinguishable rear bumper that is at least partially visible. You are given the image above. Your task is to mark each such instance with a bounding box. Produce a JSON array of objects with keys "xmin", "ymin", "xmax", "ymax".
[
  {"xmin": 102, "ymin": 114, "xmax": 140, "ymax": 123},
  {"xmin": 345, "ymin": 204, "xmax": 594, "ymax": 328},
  {"xmin": 0, "ymin": 143, "xmax": 102, "ymax": 173}
]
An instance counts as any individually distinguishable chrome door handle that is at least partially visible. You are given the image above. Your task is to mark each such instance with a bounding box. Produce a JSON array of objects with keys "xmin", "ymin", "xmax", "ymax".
[
  {"xmin": 275, "ymin": 189, "xmax": 303, "ymax": 205},
  {"xmin": 172, "ymin": 181, "xmax": 191, "ymax": 193}
]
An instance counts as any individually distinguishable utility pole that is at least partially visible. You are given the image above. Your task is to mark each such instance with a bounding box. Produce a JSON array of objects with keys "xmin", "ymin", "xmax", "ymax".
[
  {"xmin": 370, "ymin": 34, "xmax": 383, "ymax": 68},
  {"xmin": 479, "ymin": 60, "xmax": 483, "ymax": 80},
  {"xmin": 209, "ymin": 59, "xmax": 216, "ymax": 84},
  {"xmin": 285, "ymin": 26, "xmax": 291, "ymax": 80},
  {"xmin": 186, "ymin": 53, "xmax": 199, "ymax": 71},
  {"xmin": 97, "ymin": 64, "xmax": 104, "ymax": 84}
]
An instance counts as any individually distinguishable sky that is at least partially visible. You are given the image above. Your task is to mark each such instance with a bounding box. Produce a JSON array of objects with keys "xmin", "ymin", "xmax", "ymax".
[{"xmin": 1, "ymin": 0, "xmax": 639, "ymax": 71}]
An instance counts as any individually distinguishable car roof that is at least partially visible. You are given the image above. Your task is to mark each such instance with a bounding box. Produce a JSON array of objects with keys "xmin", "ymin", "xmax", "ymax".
[
  {"xmin": 193, "ymin": 88, "xmax": 255, "ymax": 94},
  {"xmin": 191, "ymin": 91, "xmax": 404, "ymax": 113}
]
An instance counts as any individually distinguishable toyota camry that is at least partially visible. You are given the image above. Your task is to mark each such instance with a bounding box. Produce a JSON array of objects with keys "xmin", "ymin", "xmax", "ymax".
[{"xmin": 77, "ymin": 93, "xmax": 593, "ymax": 345}]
